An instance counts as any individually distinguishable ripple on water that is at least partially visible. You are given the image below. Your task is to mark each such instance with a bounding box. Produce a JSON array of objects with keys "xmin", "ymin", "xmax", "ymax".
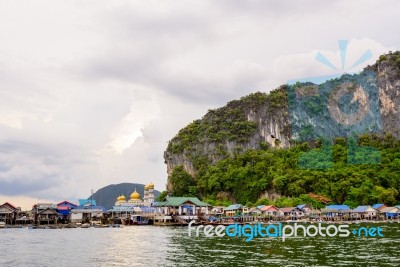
[{"xmin": 0, "ymin": 223, "xmax": 399, "ymax": 266}]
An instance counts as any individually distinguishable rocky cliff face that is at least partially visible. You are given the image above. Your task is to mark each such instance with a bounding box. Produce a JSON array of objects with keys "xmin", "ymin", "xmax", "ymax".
[
  {"xmin": 164, "ymin": 52, "xmax": 400, "ymax": 192},
  {"xmin": 377, "ymin": 55, "xmax": 400, "ymax": 137}
]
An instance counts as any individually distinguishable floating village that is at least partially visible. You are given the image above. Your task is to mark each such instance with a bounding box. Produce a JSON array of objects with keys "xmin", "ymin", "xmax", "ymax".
[{"xmin": 1, "ymin": 182, "xmax": 400, "ymax": 229}]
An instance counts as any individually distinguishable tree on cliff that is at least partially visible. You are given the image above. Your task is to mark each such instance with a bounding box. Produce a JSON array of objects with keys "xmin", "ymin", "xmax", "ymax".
[{"xmin": 169, "ymin": 165, "xmax": 197, "ymax": 196}]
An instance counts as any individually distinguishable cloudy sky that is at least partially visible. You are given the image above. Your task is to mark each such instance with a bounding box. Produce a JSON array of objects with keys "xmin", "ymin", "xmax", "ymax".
[{"xmin": 0, "ymin": 0, "xmax": 398, "ymax": 209}]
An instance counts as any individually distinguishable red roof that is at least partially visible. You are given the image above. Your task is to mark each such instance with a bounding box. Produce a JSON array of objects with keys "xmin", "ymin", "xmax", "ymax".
[
  {"xmin": 279, "ymin": 207, "xmax": 296, "ymax": 213},
  {"xmin": 260, "ymin": 205, "xmax": 279, "ymax": 212},
  {"xmin": 56, "ymin": 206, "xmax": 71, "ymax": 210}
]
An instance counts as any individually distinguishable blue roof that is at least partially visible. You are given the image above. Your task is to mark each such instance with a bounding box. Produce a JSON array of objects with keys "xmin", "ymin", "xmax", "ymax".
[
  {"xmin": 225, "ymin": 204, "xmax": 243, "ymax": 211},
  {"xmin": 325, "ymin": 205, "xmax": 350, "ymax": 210},
  {"xmin": 297, "ymin": 204, "xmax": 307, "ymax": 209},
  {"xmin": 352, "ymin": 205, "xmax": 374, "ymax": 212},
  {"xmin": 78, "ymin": 199, "xmax": 97, "ymax": 206},
  {"xmin": 372, "ymin": 204, "xmax": 384, "ymax": 209},
  {"xmin": 257, "ymin": 205, "xmax": 265, "ymax": 210}
]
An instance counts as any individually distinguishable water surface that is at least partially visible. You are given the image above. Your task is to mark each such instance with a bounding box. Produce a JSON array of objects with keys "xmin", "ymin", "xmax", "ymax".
[{"xmin": 0, "ymin": 223, "xmax": 399, "ymax": 266}]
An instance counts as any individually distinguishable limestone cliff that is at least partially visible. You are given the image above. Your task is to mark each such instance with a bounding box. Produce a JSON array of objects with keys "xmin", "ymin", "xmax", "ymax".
[{"xmin": 164, "ymin": 51, "xmax": 400, "ymax": 193}]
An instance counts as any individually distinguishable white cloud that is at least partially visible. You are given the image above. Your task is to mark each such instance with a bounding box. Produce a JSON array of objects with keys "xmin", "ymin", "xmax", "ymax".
[{"xmin": 273, "ymin": 38, "xmax": 393, "ymax": 84}]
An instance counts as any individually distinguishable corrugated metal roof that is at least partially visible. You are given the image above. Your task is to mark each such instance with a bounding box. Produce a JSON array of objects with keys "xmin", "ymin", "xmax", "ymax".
[
  {"xmin": 153, "ymin": 197, "xmax": 210, "ymax": 207},
  {"xmin": 297, "ymin": 204, "xmax": 308, "ymax": 209},
  {"xmin": 352, "ymin": 205, "xmax": 375, "ymax": 212},
  {"xmin": 109, "ymin": 206, "xmax": 135, "ymax": 212},
  {"xmin": 249, "ymin": 207, "xmax": 262, "ymax": 213},
  {"xmin": 372, "ymin": 203, "xmax": 385, "ymax": 209},
  {"xmin": 225, "ymin": 204, "xmax": 243, "ymax": 211},
  {"xmin": 78, "ymin": 199, "xmax": 97, "ymax": 206},
  {"xmin": 279, "ymin": 207, "xmax": 295, "ymax": 213},
  {"xmin": 379, "ymin": 207, "xmax": 399, "ymax": 213},
  {"xmin": 325, "ymin": 205, "xmax": 350, "ymax": 210},
  {"xmin": 261, "ymin": 205, "xmax": 279, "ymax": 211}
]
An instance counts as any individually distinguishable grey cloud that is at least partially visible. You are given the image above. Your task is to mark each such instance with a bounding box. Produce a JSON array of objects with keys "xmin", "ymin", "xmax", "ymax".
[{"xmin": 0, "ymin": 178, "xmax": 58, "ymax": 196}]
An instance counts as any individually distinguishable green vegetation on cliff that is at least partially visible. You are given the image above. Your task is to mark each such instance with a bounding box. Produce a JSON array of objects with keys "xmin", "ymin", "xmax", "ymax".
[
  {"xmin": 169, "ymin": 134, "xmax": 400, "ymax": 207},
  {"xmin": 166, "ymin": 53, "xmax": 400, "ymax": 208},
  {"xmin": 166, "ymin": 90, "xmax": 287, "ymax": 155}
]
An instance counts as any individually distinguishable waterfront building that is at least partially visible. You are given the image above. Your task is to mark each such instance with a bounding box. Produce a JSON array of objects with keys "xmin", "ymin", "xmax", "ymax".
[
  {"xmin": 279, "ymin": 207, "xmax": 304, "ymax": 219},
  {"xmin": 152, "ymin": 197, "xmax": 210, "ymax": 225},
  {"xmin": 57, "ymin": 201, "xmax": 77, "ymax": 222},
  {"xmin": 296, "ymin": 204, "xmax": 312, "ymax": 215},
  {"xmin": 37, "ymin": 207, "xmax": 59, "ymax": 225},
  {"xmin": 0, "ymin": 202, "xmax": 20, "ymax": 225},
  {"xmin": 32, "ymin": 203, "xmax": 58, "ymax": 225},
  {"xmin": 260, "ymin": 205, "xmax": 280, "ymax": 217},
  {"xmin": 322, "ymin": 204, "xmax": 351, "ymax": 220},
  {"xmin": 379, "ymin": 206, "xmax": 400, "ymax": 219},
  {"xmin": 109, "ymin": 185, "xmax": 156, "ymax": 224},
  {"xmin": 70, "ymin": 205, "xmax": 106, "ymax": 223},
  {"xmin": 325, "ymin": 204, "xmax": 351, "ymax": 210},
  {"xmin": 372, "ymin": 203, "xmax": 387, "ymax": 211},
  {"xmin": 70, "ymin": 198, "xmax": 105, "ymax": 223},
  {"xmin": 113, "ymin": 183, "xmax": 156, "ymax": 208},
  {"xmin": 110, "ymin": 195, "xmax": 138, "ymax": 223},
  {"xmin": 154, "ymin": 197, "xmax": 210, "ymax": 216},
  {"xmin": 248, "ymin": 207, "xmax": 263, "ymax": 215},
  {"xmin": 351, "ymin": 205, "xmax": 377, "ymax": 219},
  {"xmin": 224, "ymin": 204, "xmax": 243, "ymax": 216},
  {"xmin": 210, "ymin": 206, "xmax": 225, "ymax": 215},
  {"xmin": 15, "ymin": 211, "xmax": 33, "ymax": 225}
]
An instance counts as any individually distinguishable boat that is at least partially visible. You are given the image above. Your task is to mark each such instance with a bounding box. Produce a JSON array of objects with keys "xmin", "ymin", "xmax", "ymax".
[
  {"xmin": 109, "ymin": 224, "xmax": 123, "ymax": 228},
  {"xmin": 130, "ymin": 215, "xmax": 149, "ymax": 225}
]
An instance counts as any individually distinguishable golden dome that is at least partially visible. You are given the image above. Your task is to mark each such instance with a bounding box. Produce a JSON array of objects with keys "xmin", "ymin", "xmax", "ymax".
[
  {"xmin": 144, "ymin": 185, "xmax": 149, "ymax": 191},
  {"xmin": 148, "ymin": 182, "xmax": 154, "ymax": 189},
  {"xmin": 117, "ymin": 195, "xmax": 126, "ymax": 202},
  {"xmin": 130, "ymin": 189, "xmax": 140, "ymax": 200}
]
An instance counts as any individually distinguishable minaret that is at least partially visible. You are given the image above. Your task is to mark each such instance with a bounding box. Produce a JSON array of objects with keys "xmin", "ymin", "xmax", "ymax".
[
  {"xmin": 148, "ymin": 182, "xmax": 155, "ymax": 205},
  {"xmin": 144, "ymin": 184, "xmax": 149, "ymax": 206}
]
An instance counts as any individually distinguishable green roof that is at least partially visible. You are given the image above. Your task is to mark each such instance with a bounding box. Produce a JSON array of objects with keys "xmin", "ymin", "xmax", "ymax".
[{"xmin": 153, "ymin": 197, "xmax": 210, "ymax": 207}]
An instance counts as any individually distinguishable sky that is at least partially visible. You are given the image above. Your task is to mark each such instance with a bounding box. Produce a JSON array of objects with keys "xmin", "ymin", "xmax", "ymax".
[{"xmin": 0, "ymin": 0, "xmax": 398, "ymax": 209}]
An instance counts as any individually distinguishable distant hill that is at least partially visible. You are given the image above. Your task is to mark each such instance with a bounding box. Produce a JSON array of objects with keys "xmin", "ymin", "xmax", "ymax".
[{"xmin": 89, "ymin": 183, "xmax": 161, "ymax": 210}]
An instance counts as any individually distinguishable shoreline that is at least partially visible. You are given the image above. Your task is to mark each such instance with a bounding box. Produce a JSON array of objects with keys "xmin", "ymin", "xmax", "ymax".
[{"xmin": 1, "ymin": 219, "xmax": 400, "ymax": 229}]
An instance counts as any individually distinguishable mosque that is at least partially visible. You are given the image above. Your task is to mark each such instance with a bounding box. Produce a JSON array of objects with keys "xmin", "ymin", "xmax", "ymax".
[{"xmin": 114, "ymin": 182, "xmax": 155, "ymax": 207}]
